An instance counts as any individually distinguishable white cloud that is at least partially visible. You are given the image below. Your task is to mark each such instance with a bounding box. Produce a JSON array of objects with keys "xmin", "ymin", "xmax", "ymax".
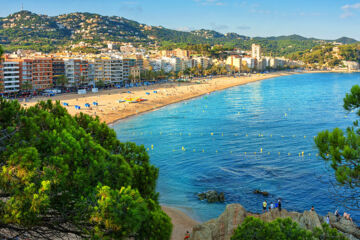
[{"xmin": 340, "ymin": 3, "xmax": 360, "ymax": 18}]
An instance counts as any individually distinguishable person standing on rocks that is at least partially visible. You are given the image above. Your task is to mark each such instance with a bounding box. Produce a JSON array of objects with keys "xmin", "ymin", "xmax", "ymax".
[
  {"xmin": 326, "ymin": 215, "xmax": 330, "ymax": 225},
  {"xmin": 278, "ymin": 199, "xmax": 282, "ymax": 212},
  {"xmin": 269, "ymin": 202, "xmax": 274, "ymax": 211},
  {"xmin": 262, "ymin": 200, "xmax": 267, "ymax": 213}
]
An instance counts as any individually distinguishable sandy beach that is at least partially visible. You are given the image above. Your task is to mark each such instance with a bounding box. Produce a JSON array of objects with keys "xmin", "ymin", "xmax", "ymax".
[{"xmin": 21, "ymin": 72, "xmax": 300, "ymax": 124}]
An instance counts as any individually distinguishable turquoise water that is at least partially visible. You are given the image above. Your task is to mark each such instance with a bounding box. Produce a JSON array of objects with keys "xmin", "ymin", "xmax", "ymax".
[{"xmin": 112, "ymin": 73, "xmax": 360, "ymax": 222}]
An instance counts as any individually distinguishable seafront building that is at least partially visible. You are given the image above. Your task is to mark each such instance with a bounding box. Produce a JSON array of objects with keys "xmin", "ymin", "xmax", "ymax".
[
  {"xmin": 1, "ymin": 61, "xmax": 20, "ymax": 93},
  {"xmin": 94, "ymin": 57, "xmax": 130, "ymax": 86},
  {"xmin": 64, "ymin": 59, "xmax": 89, "ymax": 87},
  {"xmin": 0, "ymin": 44, "xmax": 306, "ymax": 94}
]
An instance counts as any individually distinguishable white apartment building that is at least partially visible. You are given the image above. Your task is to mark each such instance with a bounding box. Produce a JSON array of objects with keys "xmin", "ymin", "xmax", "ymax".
[
  {"xmin": 162, "ymin": 57, "xmax": 182, "ymax": 72},
  {"xmin": 1, "ymin": 61, "xmax": 20, "ymax": 93},
  {"xmin": 64, "ymin": 59, "xmax": 88, "ymax": 87},
  {"xmin": 225, "ymin": 55, "xmax": 242, "ymax": 71},
  {"xmin": 193, "ymin": 57, "xmax": 211, "ymax": 69},
  {"xmin": 94, "ymin": 58, "xmax": 129, "ymax": 86},
  {"xmin": 251, "ymin": 44, "xmax": 261, "ymax": 60},
  {"xmin": 242, "ymin": 57, "xmax": 255, "ymax": 69}
]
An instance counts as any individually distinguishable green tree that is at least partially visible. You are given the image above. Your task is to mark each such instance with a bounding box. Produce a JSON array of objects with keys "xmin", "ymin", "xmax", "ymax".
[
  {"xmin": 0, "ymin": 99, "xmax": 172, "ymax": 239},
  {"xmin": 21, "ymin": 81, "xmax": 32, "ymax": 92},
  {"xmin": 96, "ymin": 80, "xmax": 105, "ymax": 88},
  {"xmin": 315, "ymin": 85, "xmax": 360, "ymax": 208},
  {"xmin": 56, "ymin": 75, "xmax": 69, "ymax": 90},
  {"xmin": 231, "ymin": 217, "xmax": 346, "ymax": 240}
]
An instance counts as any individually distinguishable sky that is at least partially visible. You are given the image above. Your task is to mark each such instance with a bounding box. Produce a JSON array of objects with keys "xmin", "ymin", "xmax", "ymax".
[{"xmin": 1, "ymin": 0, "xmax": 360, "ymax": 40}]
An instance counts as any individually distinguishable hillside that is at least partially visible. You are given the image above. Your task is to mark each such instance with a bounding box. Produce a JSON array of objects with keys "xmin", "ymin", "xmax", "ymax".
[
  {"xmin": 288, "ymin": 44, "xmax": 360, "ymax": 68},
  {"xmin": 0, "ymin": 11, "xmax": 358, "ymax": 54}
]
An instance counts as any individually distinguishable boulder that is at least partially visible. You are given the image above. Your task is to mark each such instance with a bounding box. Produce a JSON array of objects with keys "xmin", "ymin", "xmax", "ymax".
[
  {"xmin": 197, "ymin": 190, "xmax": 225, "ymax": 203},
  {"xmin": 191, "ymin": 204, "xmax": 247, "ymax": 240},
  {"xmin": 298, "ymin": 211, "xmax": 323, "ymax": 231},
  {"xmin": 253, "ymin": 189, "xmax": 269, "ymax": 197}
]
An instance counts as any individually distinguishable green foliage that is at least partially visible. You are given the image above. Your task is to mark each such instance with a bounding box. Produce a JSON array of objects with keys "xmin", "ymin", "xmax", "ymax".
[
  {"xmin": 315, "ymin": 85, "xmax": 360, "ymax": 206},
  {"xmin": 0, "ymin": 45, "xmax": 3, "ymax": 56},
  {"xmin": 0, "ymin": 99, "xmax": 172, "ymax": 239},
  {"xmin": 339, "ymin": 45, "xmax": 360, "ymax": 62},
  {"xmin": 231, "ymin": 217, "xmax": 346, "ymax": 240}
]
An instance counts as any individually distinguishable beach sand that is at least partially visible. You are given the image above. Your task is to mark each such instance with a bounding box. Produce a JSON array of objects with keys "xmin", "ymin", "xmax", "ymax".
[
  {"xmin": 162, "ymin": 206, "xmax": 199, "ymax": 240},
  {"xmin": 21, "ymin": 72, "xmax": 299, "ymax": 124}
]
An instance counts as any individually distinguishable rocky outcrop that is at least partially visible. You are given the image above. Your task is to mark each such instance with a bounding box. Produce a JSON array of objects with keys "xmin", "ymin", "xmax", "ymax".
[
  {"xmin": 190, "ymin": 204, "xmax": 359, "ymax": 240},
  {"xmin": 197, "ymin": 190, "xmax": 225, "ymax": 203},
  {"xmin": 328, "ymin": 213, "xmax": 360, "ymax": 239},
  {"xmin": 253, "ymin": 189, "xmax": 269, "ymax": 197}
]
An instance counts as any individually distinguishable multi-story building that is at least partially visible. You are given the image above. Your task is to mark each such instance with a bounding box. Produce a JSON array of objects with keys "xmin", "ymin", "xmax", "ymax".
[
  {"xmin": 12, "ymin": 58, "xmax": 53, "ymax": 91},
  {"xmin": 52, "ymin": 59, "xmax": 65, "ymax": 87},
  {"xmin": 162, "ymin": 57, "xmax": 182, "ymax": 72},
  {"xmin": 193, "ymin": 57, "xmax": 211, "ymax": 69},
  {"xmin": 251, "ymin": 44, "xmax": 261, "ymax": 60},
  {"xmin": 225, "ymin": 55, "xmax": 242, "ymax": 71},
  {"xmin": 242, "ymin": 57, "xmax": 255, "ymax": 69},
  {"xmin": 161, "ymin": 48, "xmax": 190, "ymax": 58},
  {"xmin": 94, "ymin": 57, "xmax": 129, "ymax": 86},
  {"xmin": 1, "ymin": 61, "xmax": 20, "ymax": 93},
  {"xmin": 64, "ymin": 59, "xmax": 88, "ymax": 87}
]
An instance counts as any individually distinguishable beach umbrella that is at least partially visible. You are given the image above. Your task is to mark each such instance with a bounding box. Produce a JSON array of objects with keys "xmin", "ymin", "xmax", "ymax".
[
  {"xmin": 85, "ymin": 103, "xmax": 90, "ymax": 108},
  {"xmin": 127, "ymin": 91, "xmax": 132, "ymax": 93},
  {"xmin": 146, "ymin": 92, "xmax": 150, "ymax": 95},
  {"xmin": 153, "ymin": 91, "xmax": 157, "ymax": 93},
  {"xmin": 93, "ymin": 102, "xmax": 98, "ymax": 106}
]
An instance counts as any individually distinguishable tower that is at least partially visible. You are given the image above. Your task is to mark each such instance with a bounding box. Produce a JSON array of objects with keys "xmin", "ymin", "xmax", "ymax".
[{"xmin": 251, "ymin": 44, "xmax": 261, "ymax": 60}]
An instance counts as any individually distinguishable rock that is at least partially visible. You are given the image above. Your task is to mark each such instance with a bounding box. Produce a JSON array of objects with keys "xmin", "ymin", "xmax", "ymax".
[
  {"xmin": 253, "ymin": 189, "xmax": 269, "ymax": 197},
  {"xmin": 218, "ymin": 192, "xmax": 225, "ymax": 203},
  {"xmin": 298, "ymin": 211, "xmax": 323, "ymax": 231},
  {"xmin": 190, "ymin": 204, "xmax": 359, "ymax": 240},
  {"xmin": 328, "ymin": 213, "xmax": 360, "ymax": 239},
  {"xmin": 198, "ymin": 193, "xmax": 206, "ymax": 201},
  {"xmin": 197, "ymin": 190, "xmax": 225, "ymax": 203},
  {"xmin": 191, "ymin": 204, "xmax": 247, "ymax": 240}
]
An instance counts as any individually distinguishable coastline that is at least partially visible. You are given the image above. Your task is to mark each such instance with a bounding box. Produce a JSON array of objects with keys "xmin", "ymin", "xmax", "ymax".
[{"xmin": 21, "ymin": 71, "xmax": 301, "ymax": 124}]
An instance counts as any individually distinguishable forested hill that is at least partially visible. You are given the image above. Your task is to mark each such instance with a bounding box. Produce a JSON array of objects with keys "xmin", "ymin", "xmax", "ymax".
[{"xmin": 0, "ymin": 10, "xmax": 358, "ymax": 54}]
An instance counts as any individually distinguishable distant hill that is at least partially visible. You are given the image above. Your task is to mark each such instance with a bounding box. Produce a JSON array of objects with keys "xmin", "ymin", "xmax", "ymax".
[
  {"xmin": 0, "ymin": 11, "xmax": 357, "ymax": 54},
  {"xmin": 335, "ymin": 37, "xmax": 358, "ymax": 44}
]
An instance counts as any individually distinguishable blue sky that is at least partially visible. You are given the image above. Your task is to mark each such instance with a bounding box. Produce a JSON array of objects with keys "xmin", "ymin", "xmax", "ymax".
[{"xmin": 1, "ymin": 0, "xmax": 360, "ymax": 40}]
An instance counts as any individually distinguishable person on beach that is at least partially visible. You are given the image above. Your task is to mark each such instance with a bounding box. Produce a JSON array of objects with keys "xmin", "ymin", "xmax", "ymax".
[
  {"xmin": 262, "ymin": 200, "xmax": 267, "ymax": 213},
  {"xmin": 311, "ymin": 206, "xmax": 315, "ymax": 211},
  {"xmin": 275, "ymin": 201, "xmax": 278, "ymax": 208},
  {"xmin": 278, "ymin": 199, "xmax": 282, "ymax": 212}
]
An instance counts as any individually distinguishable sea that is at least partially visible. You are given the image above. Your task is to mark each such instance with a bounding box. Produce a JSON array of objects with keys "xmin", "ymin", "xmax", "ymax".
[{"xmin": 112, "ymin": 73, "xmax": 360, "ymax": 223}]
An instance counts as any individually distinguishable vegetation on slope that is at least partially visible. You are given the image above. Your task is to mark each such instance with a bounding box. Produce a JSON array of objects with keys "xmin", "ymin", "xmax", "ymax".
[{"xmin": 0, "ymin": 99, "xmax": 172, "ymax": 239}]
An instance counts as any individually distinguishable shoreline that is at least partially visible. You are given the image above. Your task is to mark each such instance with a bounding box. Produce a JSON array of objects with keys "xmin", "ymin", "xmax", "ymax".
[{"xmin": 21, "ymin": 71, "xmax": 302, "ymax": 124}]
